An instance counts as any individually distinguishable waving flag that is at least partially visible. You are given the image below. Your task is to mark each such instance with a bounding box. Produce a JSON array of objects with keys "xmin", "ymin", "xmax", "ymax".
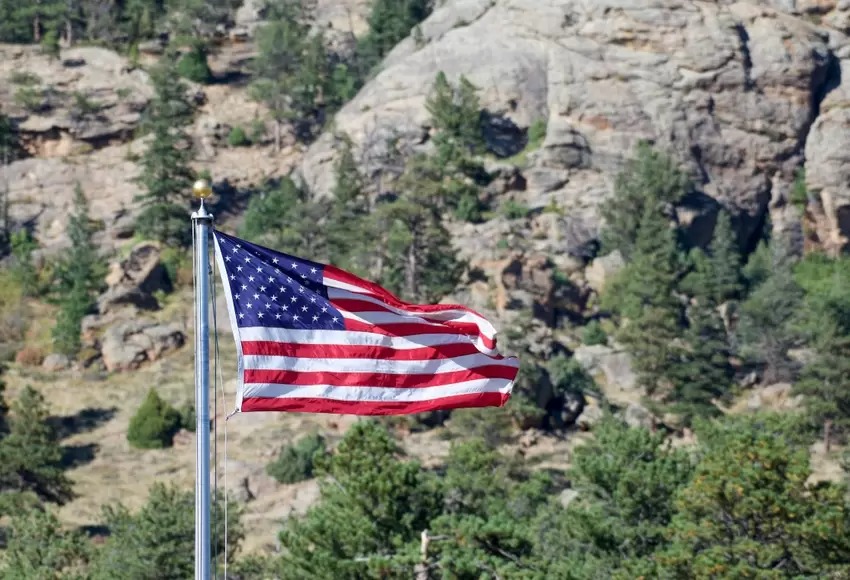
[{"xmin": 212, "ymin": 230, "xmax": 519, "ymax": 415}]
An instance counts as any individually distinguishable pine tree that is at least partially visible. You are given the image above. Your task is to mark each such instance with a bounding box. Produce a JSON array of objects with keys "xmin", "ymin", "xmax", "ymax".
[
  {"xmin": 664, "ymin": 300, "xmax": 733, "ymax": 424},
  {"xmin": 600, "ymin": 142, "xmax": 691, "ymax": 259},
  {"xmin": 426, "ymin": 71, "xmax": 485, "ymax": 157},
  {"xmin": 1, "ymin": 508, "xmax": 92, "ymax": 579},
  {"xmin": 681, "ymin": 210, "xmax": 743, "ymax": 305},
  {"xmin": 52, "ymin": 183, "xmax": 106, "ymax": 356},
  {"xmin": 737, "ymin": 242, "xmax": 803, "ymax": 384},
  {"xmin": 0, "ymin": 386, "xmax": 73, "ymax": 508},
  {"xmin": 133, "ymin": 50, "xmax": 195, "ymax": 246},
  {"xmin": 358, "ymin": 0, "xmax": 429, "ymax": 69},
  {"xmin": 126, "ymin": 389, "xmax": 182, "ymax": 449}
]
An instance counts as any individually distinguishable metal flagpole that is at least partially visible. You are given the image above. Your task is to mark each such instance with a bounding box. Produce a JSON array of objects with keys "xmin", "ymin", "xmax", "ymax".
[{"xmin": 192, "ymin": 179, "xmax": 213, "ymax": 580}]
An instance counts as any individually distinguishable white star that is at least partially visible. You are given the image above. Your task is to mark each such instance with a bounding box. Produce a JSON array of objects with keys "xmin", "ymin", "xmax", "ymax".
[
  {"xmin": 312, "ymin": 315, "xmax": 319, "ymax": 322},
  {"xmin": 249, "ymin": 276, "xmax": 255, "ymax": 282},
  {"xmin": 234, "ymin": 294, "xmax": 240, "ymax": 300},
  {"xmin": 268, "ymin": 276, "xmax": 274, "ymax": 283},
  {"xmin": 237, "ymin": 266, "xmax": 243, "ymax": 272},
  {"xmin": 247, "ymin": 303, "xmax": 253, "ymax": 309},
  {"xmin": 301, "ymin": 274, "xmax": 307, "ymax": 279},
  {"xmin": 265, "ymin": 303, "xmax": 271, "ymax": 310},
  {"xmin": 241, "ymin": 284, "xmax": 247, "ymax": 290},
  {"xmin": 272, "ymin": 258, "xmax": 279, "ymax": 264},
  {"xmin": 332, "ymin": 316, "xmax": 339, "ymax": 323},
  {"xmin": 239, "ymin": 313, "xmax": 245, "ymax": 319},
  {"xmin": 310, "ymin": 297, "xmax": 317, "ymax": 303},
  {"xmin": 298, "ymin": 287, "xmax": 305, "ymax": 294},
  {"xmin": 232, "ymin": 247, "xmax": 238, "ymax": 253},
  {"xmin": 291, "ymin": 263, "xmax": 298, "ymax": 269},
  {"xmin": 253, "ymin": 293, "xmax": 260, "ymax": 300},
  {"xmin": 280, "ymin": 287, "xmax": 287, "ymax": 293},
  {"xmin": 257, "ymin": 267, "xmax": 263, "ymax": 274},
  {"xmin": 275, "ymin": 313, "xmax": 282, "ymax": 319},
  {"xmin": 236, "ymin": 244, "xmax": 241, "ymax": 248},
  {"xmin": 271, "ymin": 295, "xmax": 277, "ymax": 302},
  {"xmin": 245, "ymin": 257, "xmax": 251, "ymax": 263},
  {"xmin": 282, "ymin": 305, "xmax": 289, "ymax": 311},
  {"xmin": 291, "ymin": 296, "xmax": 297, "ymax": 303},
  {"xmin": 301, "ymin": 305, "xmax": 308, "ymax": 312},
  {"xmin": 230, "ymin": 274, "xmax": 235, "ymax": 281},
  {"xmin": 321, "ymin": 307, "xmax": 327, "ymax": 313},
  {"xmin": 260, "ymin": 285, "xmax": 266, "ymax": 292},
  {"xmin": 293, "ymin": 315, "xmax": 300, "ymax": 321},
  {"xmin": 225, "ymin": 256, "xmax": 231, "ymax": 262},
  {"xmin": 258, "ymin": 313, "xmax": 264, "ymax": 319},
  {"xmin": 310, "ymin": 267, "xmax": 317, "ymax": 274}
]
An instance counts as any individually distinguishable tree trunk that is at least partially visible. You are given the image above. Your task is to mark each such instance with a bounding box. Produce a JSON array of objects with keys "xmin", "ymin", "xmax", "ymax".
[
  {"xmin": 405, "ymin": 234, "xmax": 418, "ymax": 301},
  {"xmin": 274, "ymin": 119, "xmax": 281, "ymax": 153},
  {"xmin": 414, "ymin": 530, "xmax": 430, "ymax": 580},
  {"xmin": 33, "ymin": 14, "xmax": 42, "ymax": 42},
  {"xmin": 824, "ymin": 419, "xmax": 832, "ymax": 453}
]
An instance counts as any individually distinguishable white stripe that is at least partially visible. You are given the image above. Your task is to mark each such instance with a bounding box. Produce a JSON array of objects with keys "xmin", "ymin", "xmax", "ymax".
[
  {"xmin": 340, "ymin": 310, "xmax": 445, "ymax": 327},
  {"xmin": 238, "ymin": 326, "xmax": 499, "ymax": 356},
  {"xmin": 242, "ymin": 378, "xmax": 513, "ymax": 402},
  {"xmin": 328, "ymin": 288, "xmax": 497, "ymax": 337},
  {"xmin": 243, "ymin": 353, "xmax": 519, "ymax": 374},
  {"xmin": 323, "ymin": 276, "xmax": 373, "ymax": 294},
  {"xmin": 212, "ymin": 232, "xmax": 246, "ymax": 412}
]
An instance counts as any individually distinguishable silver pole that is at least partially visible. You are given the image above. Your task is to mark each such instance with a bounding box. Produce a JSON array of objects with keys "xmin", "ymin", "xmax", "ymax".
[{"xmin": 192, "ymin": 196, "xmax": 213, "ymax": 580}]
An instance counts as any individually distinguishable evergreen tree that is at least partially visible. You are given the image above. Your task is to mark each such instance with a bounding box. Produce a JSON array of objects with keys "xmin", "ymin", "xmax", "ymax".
[
  {"xmin": 92, "ymin": 482, "xmax": 243, "ymax": 579},
  {"xmin": 664, "ymin": 299, "xmax": 733, "ymax": 424},
  {"xmin": 1, "ymin": 508, "xmax": 92, "ymax": 579},
  {"xmin": 250, "ymin": 0, "xmax": 327, "ymax": 148},
  {"xmin": 0, "ymin": 386, "xmax": 73, "ymax": 509},
  {"xmin": 358, "ymin": 0, "xmax": 429, "ymax": 70},
  {"xmin": 133, "ymin": 50, "xmax": 195, "ymax": 246},
  {"xmin": 681, "ymin": 209, "xmax": 743, "ymax": 305},
  {"xmin": 52, "ymin": 183, "xmax": 106, "ymax": 357},
  {"xmin": 126, "ymin": 389, "xmax": 182, "ymax": 449},
  {"xmin": 377, "ymin": 153, "xmax": 464, "ymax": 302},
  {"xmin": 608, "ymin": 205, "xmax": 683, "ymax": 392},
  {"xmin": 656, "ymin": 413, "xmax": 850, "ymax": 577},
  {"xmin": 10, "ymin": 229, "xmax": 39, "ymax": 297},
  {"xmin": 600, "ymin": 142, "xmax": 691, "ymax": 259},
  {"xmin": 425, "ymin": 71, "xmax": 485, "ymax": 156},
  {"xmin": 737, "ymin": 242, "xmax": 803, "ymax": 384}
]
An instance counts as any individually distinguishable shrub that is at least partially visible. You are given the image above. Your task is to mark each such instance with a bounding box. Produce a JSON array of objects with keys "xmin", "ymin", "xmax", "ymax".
[
  {"xmin": 127, "ymin": 389, "xmax": 182, "ymax": 449},
  {"xmin": 0, "ymin": 271, "xmax": 26, "ymax": 345},
  {"xmin": 790, "ymin": 167, "xmax": 808, "ymax": 211},
  {"xmin": 160, "ymin": 247, "xmax": 192, "ymax": 288},
  {"xmin": 227, "ymin": 126, "xmax": 250, "ymax": 147},
  {"xmin": 582, "ymin": 320, "xmax": 608, "ymax": 346},
  {"xmin": 527, "ymin": 118, "xmax": 547, "ymax": 150},
  {"xmin": 40, "ymin": 29, "xmax": 60, "ymax": 60},
  {"xmin": 266, "ymin": 433, "xmax": 327, "ymax": 484},
  {"xmin": 71, "ymin": 92, "xmax": 103, "ymax": 119},
  {"xmin": 177, "ymin": 46, "xmax": 212, "ymax": 84},
  {"xmin": 9, "ymin": 72, "xmax": 40, "ymax": 86},
  {"xmin": 501, "ymin": 200, "xmax": 530, "ymax": 220},
  {"xmin": 15, "ymin": 346, "xmax": 45, "ymax": 367}
]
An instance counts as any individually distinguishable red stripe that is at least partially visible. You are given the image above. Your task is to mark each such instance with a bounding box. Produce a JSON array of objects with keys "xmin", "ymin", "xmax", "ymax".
[
  {"xmin": 241, "ymin": 391, "xmax": 510, "ymax": 415},
  {"xmin": 324, "ymin": 265, "xmax": 494, "ymax": 318},
  {"xmin": 243, "ymin": 365, "xmax": 518, "ymax": 388},
  {"xmin": 241, "ymin": 340, "xmax": 493, "ymax": 360},
  {"xmin": 342, "ymin": 319, "xmax": 496, "ymax": 349}
]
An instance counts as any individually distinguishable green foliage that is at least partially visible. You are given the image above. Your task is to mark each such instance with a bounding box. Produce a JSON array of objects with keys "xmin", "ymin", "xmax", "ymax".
[
  {"xmin": 791, "ymin": 167, "xmax": 809, "ymax": 210},
  {"xmin": 1, "ymin": 508, "xmax": 92, "ymax": 579},
  {"xmin": 176, "ymin": 44, "xmax": 212, "ymax": 83},
  {"xmin": 10, "ymin": 229, "xmax": 39, "ymax": 297},
  {"xmin": 655, "ymin": 413, "xmax": 850, "ymax": 577},
  {"xmin": 240, "ymin": 177, "xmax": 328, "ymax": 260},
  {"xmin": 0, "ymin": 386, "xmax": 73, "ymax": 508},
  {"xmin": 548, "ymin": 353, "xmax": 598, "ymax": 400},
  {"xmin": 178, "ymin": 402, "xmax": 195, "ymax": 432},
  {"xmin": 51, "ymin": 184, "xmax": 106, "ymax": 357},
  {"xmin": 681, "ymin": 210, "xmax": 743, "ymax": 305},
  {"xmin": 358, "ymin": 0, "xmax": 429, "ymax": 71},
  {"xmin": 40, "ymin": 28, "xmax": 61, "ymax": 60},
  {"xmin": 501, "ymin": 199, "xmax": 529, "ymax": 220},
  {"xmin": 276, "ymin": 421, "xmax": 439, "ymax": 579},
  {"xmin": 737, "ymin": 242, "xmax": 803, "ymax": 384},
  {"xmin": 581, "ymin": 319, "xmax": 608, "ymax": 346},
  {"xmin": 266, "ymin": 432, "xmax": 327, "ymax": 484},
  {"xmin": 71, "ymin": 92, "xmax": 103, "ymax": 120},
  {"xmin": 126, "ymin": 389, "xmax": 182, "ymax": 449},
  {"xmin": 600, "ymin": 141, "xmax": 690, "ymax": 259},
  {"xmin": 526, "ymin": 118, "xmax": 547, "ymax": 150},
  {"xmin": 133, "ymin": 50, "xmax": 195, "ymax": 246},
  {"xmin": 8, "ymin": 71, "xmax": 40, "ymax": 86},
  {"xmin": 93, "ymin": 482, "xmax": 244, "ymax": 579},
  {"xmin": 425, "ymin": 71, "xmax": 485, "ymax": 155},
  {"xmin": 226, "ymin": 125, "xmax": 250, "ymax": 147}
]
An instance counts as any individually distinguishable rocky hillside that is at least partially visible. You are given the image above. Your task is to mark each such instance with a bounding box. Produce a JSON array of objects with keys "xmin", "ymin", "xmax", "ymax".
[{"xmin": 2, "ymin": 0, "xmax": 850, "ymax": 558}]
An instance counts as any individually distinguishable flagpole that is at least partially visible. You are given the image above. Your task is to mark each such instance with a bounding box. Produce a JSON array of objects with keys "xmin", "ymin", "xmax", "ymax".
[{"xmin": 192, "ymin": 179, "xmax": 213, "ymax": 580}]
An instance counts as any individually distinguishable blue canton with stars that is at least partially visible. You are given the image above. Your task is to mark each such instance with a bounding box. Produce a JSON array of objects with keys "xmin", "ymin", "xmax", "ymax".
[{"xmin": 214, "ymin": 230, "xmax": 346, "ymax": 330}]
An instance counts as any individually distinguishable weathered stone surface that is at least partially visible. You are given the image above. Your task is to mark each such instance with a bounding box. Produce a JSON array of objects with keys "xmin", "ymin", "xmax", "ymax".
[
  {"xmin": 98, "ymin": 242, "xmax": 171, "ymax": 314},
  {"xmin": 584, "ymin": 251, "xmax": 625, "ymax": 294},
  {"xmin": 42, "ymin": 353, "xmax": 71, "ymax": 372},
  {"xmin": 576, "ymin": 402, "xmax": 604, "ymax": 430},
  {"xmin": 299, "ymin": 0, "xmax": 842, "ymax": 251},
  {"xmin": 101, "ymin": 320, "xmax": 185, "ymax": 372},
  {"xmin": 623, "ymin": 402, "xmax": 654, "ymax": 430},
  {"xmin": 574, "ymin": 344, "xmax": 638, "ymax": 395},
  {"xmin": 746, "ymin": 382, "xmax": 804, "ymax": 411}
]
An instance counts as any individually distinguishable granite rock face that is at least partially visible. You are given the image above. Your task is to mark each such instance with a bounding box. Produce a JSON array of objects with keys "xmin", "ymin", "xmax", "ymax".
[{"xmin": 299, "ymin": 0, "xmax": 849, "ymax": 251}]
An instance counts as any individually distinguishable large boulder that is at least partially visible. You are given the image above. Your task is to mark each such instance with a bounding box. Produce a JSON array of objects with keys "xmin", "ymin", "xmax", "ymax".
[
  {"xmin": 97, "ymin": 242, "xmax": 171, "ymax": 314},
  {"xmin": 101, "ymin": 319, "xmax": 185, "ymax": 372},
  {"xmin": 573, "ymin": 344, "xmax": 639, "ymax": 403},
  {"xmin": 584, "ymin": 251, "xmax": 625, "ymax": 294},
  {"xmin": 298, "ymin": 0, "xmax": 841, "ymax": 251}
]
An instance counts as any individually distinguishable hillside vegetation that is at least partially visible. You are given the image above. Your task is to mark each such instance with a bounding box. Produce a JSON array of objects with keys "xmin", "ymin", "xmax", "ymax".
[{"xmin": 1, "ymin": 0, "xmax": 850, "ymax": 578}]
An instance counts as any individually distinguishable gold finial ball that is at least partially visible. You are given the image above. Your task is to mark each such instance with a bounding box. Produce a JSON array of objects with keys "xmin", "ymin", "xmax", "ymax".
[{"xmin": 193, "ymin": 179, "xmax": 212, "ymax": 199}]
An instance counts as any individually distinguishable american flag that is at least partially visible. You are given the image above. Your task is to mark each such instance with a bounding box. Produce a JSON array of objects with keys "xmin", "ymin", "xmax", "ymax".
[{"xmin": 212, "ymin": 230, "xmax": 519, "ymax": 415}]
